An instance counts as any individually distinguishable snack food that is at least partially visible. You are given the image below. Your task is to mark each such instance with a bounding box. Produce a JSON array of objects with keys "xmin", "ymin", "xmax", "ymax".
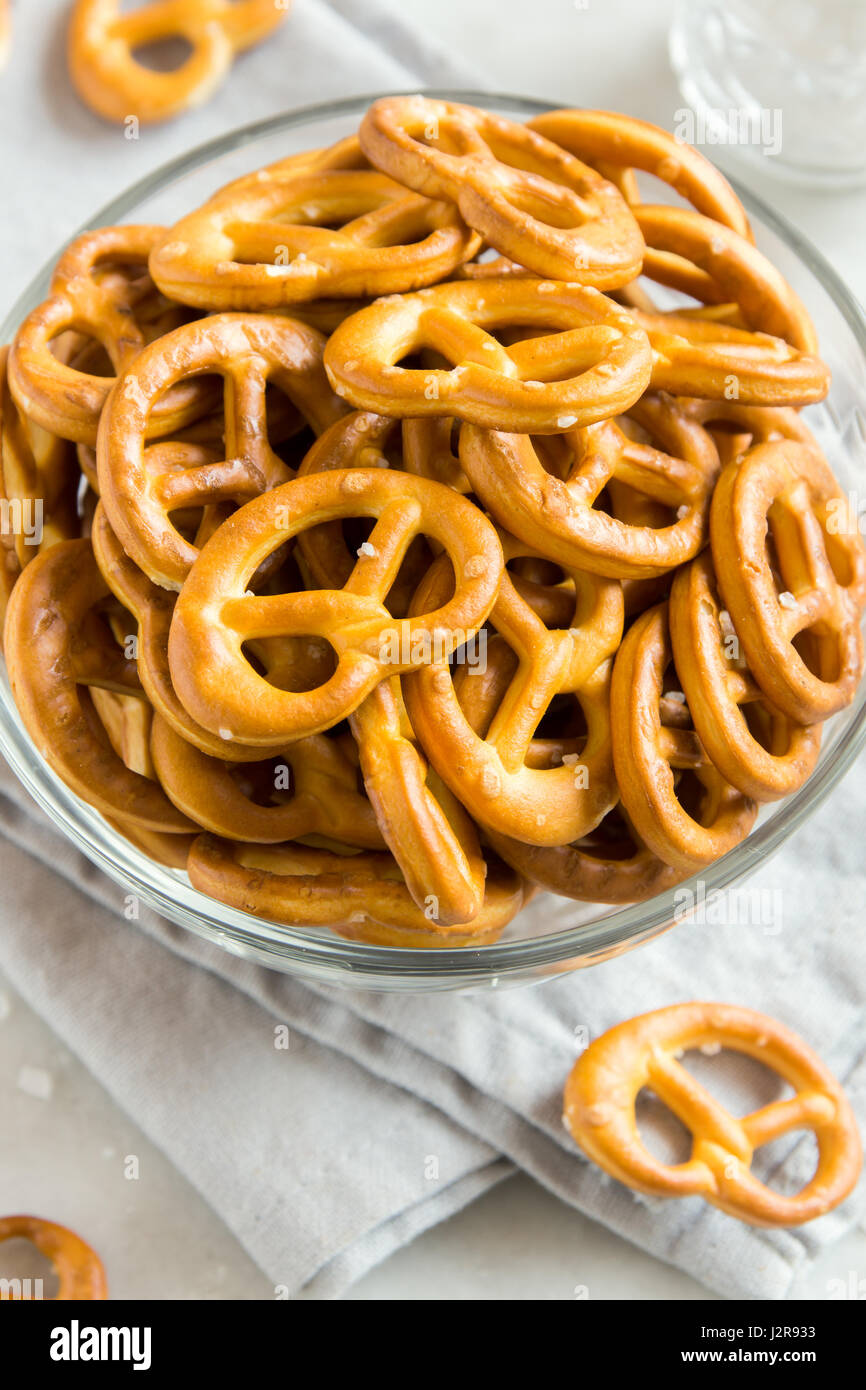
[
  {"xmin": 0, "ymin": 1215, "xmax": 108, "ymax": 1299},
  {"xmin": 68, "ymin": 0, "xmax": 290, "ymax": 125},
  {"xmin": 2, "ymin": 98, "xmax": 864, "ymax": 949},
  {"xmin": 563, "ymin": 1003, "xmax": 862, "ymax": 1227}
]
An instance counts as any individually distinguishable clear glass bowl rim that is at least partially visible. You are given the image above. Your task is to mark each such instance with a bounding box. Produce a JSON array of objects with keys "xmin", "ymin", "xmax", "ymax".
[{"xmin": 1, "ymin": 89, "xmax": 865, "ymax": 985}]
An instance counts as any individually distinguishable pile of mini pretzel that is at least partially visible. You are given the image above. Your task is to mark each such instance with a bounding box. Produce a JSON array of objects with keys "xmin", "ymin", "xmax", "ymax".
[{"xmin": 3, "ymin": 98, "xmax": 865, "ymax": 949}]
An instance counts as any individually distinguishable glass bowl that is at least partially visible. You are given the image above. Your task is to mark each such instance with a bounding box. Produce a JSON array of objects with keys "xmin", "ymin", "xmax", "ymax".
[{"xmin": 2, "ymin": 92, "xmax": 865, "ymax": 993}]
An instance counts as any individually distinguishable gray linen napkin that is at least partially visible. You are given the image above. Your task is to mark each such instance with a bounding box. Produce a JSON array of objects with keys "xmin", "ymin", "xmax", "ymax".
[{"xmin": 1, "ymin": 0, "xmax": 864, "ymax": 1302}]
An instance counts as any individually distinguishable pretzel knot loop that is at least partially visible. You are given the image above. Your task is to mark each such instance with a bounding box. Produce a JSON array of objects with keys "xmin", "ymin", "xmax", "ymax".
[
  {"xmin": 97, "ymin": 312, "xmax": 347, "ymax": 589},
  {"xmin": 168, "ymin": 468, "xmax": 504, "ymax": 745},
  {"xmin": 69, "ymin": 0, "xmax": 290, "ymax": 125},
  {"xmin": 564, "ymin": 1003, "xmax": 862, "ymax": 1227},
  {"xmin": 8, "ymin": 227, "xmax": 208, "ymax": 447}
]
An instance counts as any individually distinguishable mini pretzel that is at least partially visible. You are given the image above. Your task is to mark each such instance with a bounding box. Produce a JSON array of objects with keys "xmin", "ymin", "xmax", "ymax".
[
  {"xmin": 97, "ymin": 312, "xmax": 346, "ymax": 588},
  {"xmin": 151, "ymin": 714, "xmax": 385, "ymax": 849},
  {"xmin": 92, "ymin": 500, "xmax": 316, "ymax": 762},
  {"xmin": 289, "ymin": 411, "xmax": 487, "ymax": 922},
  {"xmin": 628, "ymin": 206, "xmax": 818, "ymax": 355},
  {"xmin": 3, "ymin": 539, "xmax": 195, "ymax": 833},
  {"xmin": 488, "ymin": 805, "xmax": 684, "ymax": 905},
  {"xmin": 611, "ymin": 602, "xmax": 756, "ymax": 870},
  {"xmin": 0, "ymin": 1215, "xmax": 107, "ymax": 1299},
  {"xmin": 626, "ymin": 306, "xmax": 830, "ymax": 406},
  {"xmin": 324, "ymin": 278, "xmax": 652, "ymax": 433},
  {"xmin": 187, "ymin": 836, "xmax": 527, "ymax": 946},
  {"xmin": 150, "ymin": 167, "xmax": 480, "ymax": 310},
  {"xmin": 350, "ymin": 677, "xmax": 487, "ymax": 926},
  {"xmin": 670, "ymin": 552, "xmax": 822, "ymax": 801},
  {"xmin": 526, "ymin": 109, "xmax": 751, "ymax": 239},
  {"xmin": 8, "ymin": 226, "xmax": 209, "ymax": 446},
  {"xmin": 360, "ymin": 97, "xmax": 644, "ymax": 288},
  {"xmin": 404, "ymin": 541, "xmax": 622, "ymax": 846},
  {"xmin": 68, "ymin": 0, "xmax": 290, "ymax": 125},
  {"xmin": 710, "ymin": 440, "xmax": 866, "ymax": 723},
  {"xmin": 564, "ymin": 1002, "xmax": 862, "ymax": 1227},
  {"xmin": 459, "ymin": 392, "xmax": 720, "ymax": 579},
  {"xmin": 169, "ymin": 468, "xmax": 504, "ymax": 745},
  {"xmin": 0, "ymin": 348, "xmax": 79, "ymax": 623}
]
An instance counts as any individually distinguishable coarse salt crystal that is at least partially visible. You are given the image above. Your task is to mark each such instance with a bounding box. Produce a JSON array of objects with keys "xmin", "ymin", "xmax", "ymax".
[
  {"xmin": 666, "ymin": 690, "xmax": 687, "ymax": 703},
  {"xmin": 219, "ymin": 728, "xmax": 233, "ymax": 740},
  {"xmin": 557, "ymin": 415, "xmax": 578, "ymax": 429},
  {"xmin": 779, "ymin": 591, "xmax": 797, "ymax": 609},
  {"xmin": 700, "ymin": 1042, "xmax": 722, "ymax": 1056},
  {"xmin": 676, "ymin": 503, "xmax": 689, "ymax": 520},
  {"xmin": 357, "ymin": 541, "xmax": 377, "ymax": 558}
]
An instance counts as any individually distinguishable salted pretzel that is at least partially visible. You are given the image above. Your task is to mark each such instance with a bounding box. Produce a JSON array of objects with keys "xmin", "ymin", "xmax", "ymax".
[
  {"xmin": 611, "ymin": 602, "xmax": 757, "ymax": 870},
  {"xmin": 625, "ymin": 304, "xmax": 830, "ymax": 406},
  {"xmin": 169, "ymin": 468, "xmax": 503, "ymax": 745},
  {"xmin": 460, "ymin": 392, "xmax": 719, "ymax": 579},
  {"xmin": 627, "ymin": 206, "xmax": 818, "ymax": 357},
  {"xmin": 68, "ymin": 0, "xmax": 290, "ymax": 125},
  {"xmin": 360, "ymin": 96, "xmax": 644, "ymax": 288},
  {"xmin": 150, "ymin": 166, "xmax": 480, "ymax": 310},
  {"xmin": 564, "ymin": 1003, "xmax": 862, "ymax": 1227},
  {"xmin": 186, "ymin": 836, "xmax": 528, "ymax": 946},
  {"xmin": 8, "ymin": 226, "xmax": 209, "ymax": 446},
  {"xmin": 0, "ymin": 1215, "xmax": 108, "ymax": 1299},
  {"xmin": 3, "ymin": 540, "xmax": 196, "ymax": 833},
  {"xmin": 151, "ymin": 714, "xmax": 385, "ymax": 849},
  {"xmin": 710, "ymin": 440, "xmax": 866, "ymax": 724},
  {"xmin": 324, "ymin": 278, "xmax": 652, "ymax": 433},
  {"xmin": 670, "ymin": 552, "xmax": 822, "ymax": 801},
  {"xmin": 0, "ymin": 348, "xmax": 79, "ymax": 623},
  {"xmin": 405, "ymin": 540, "xmax": 622, "ymax": 846},
  {"xmin": 488, "ymin": 806, "xmax": 685, "ymax": 905},
  {"xmin": 527, "ymin": 109, "xmax": 750, "ymax": 236},
  {"xmin": 92, "ymin": 500, "xmax": 321, "ymax": 762},
  {"xmin": 97, "ymin": 312, "xmax": 346, "ymax": 589}
]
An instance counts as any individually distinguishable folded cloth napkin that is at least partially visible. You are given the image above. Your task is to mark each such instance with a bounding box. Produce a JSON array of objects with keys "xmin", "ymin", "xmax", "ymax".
[{"xmin": 1, "ymin": 0, "xmax": 864, "ymax": 1302}]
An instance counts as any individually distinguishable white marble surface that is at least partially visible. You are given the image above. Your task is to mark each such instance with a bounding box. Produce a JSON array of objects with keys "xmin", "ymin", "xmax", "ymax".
[{"xmin": 2, "ymin": 0, "xmax": 865, "ymax": 1301}]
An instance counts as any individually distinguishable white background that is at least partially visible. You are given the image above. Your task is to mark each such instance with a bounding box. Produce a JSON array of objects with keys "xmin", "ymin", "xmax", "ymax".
[{"xmin": 2, "ymin": 0, "xmax": 865, "ymax": 1300}]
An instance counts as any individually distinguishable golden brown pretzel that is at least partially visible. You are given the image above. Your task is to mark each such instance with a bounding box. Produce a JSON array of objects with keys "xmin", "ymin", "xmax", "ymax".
[
  {"xmin": 8, "ymin": 227, "xmax": 208, "ymax": 446},
  {"xmin": 168, "ymin": 468, "xmax": 504, "ymax": 746},
  {"xmin": 626, "ymin": 305, "xmax": 830, "ymax": 406},
  {"xmin": 150, "ymin": 166, "xmax": 480, "ymax": 310},
  {"xmin": 360, "ymin": 96, "xmax": 644, "ymax": 288},
  {"xmin": 91, "ymin": 500, "xmax": 313, "ymax": 762},
  {"xmin": 526, "ymin": 108, "xmax": 751, "ymax": 238},
  {"xmin": 290, "ymin": 411, "xmax": 487, "ymax": 923},
  {"xmin": 323, "ymin": 278, "xmax": 653, "ymax": 433},
  {"xmin": 68, "ymin": 0, "xmax": 290, "ymax": 125},
  {"xmin": 187, "ymin": 836, "xmax": 528, "ymax": 946},
  {"xmin": 404, "ymin": 540, "xmax": 623, "ymax": 846},
  {"xmin": 0, "ymin": 347, "xmax": 80, "ymax": 625},
  {"xmin": 630, "ymin": 206, "xmax": 818, "ymax": 353},
  {"xmin": 710, "ymin": 440, "xmax": 866, "ymax": 723},
  {"xmin": 97, "ymin": 312, "xmax": 346, "ymax": 588},
  {"xmin": 3, "ymin": 539, "xmax": 195, "ymax": 833},
  {"xmin": 0, "ymin": 1215, "xmax": 108, "ymax": 1299},
  {"xmin": 670, "ymin": 551, "xmax": 822, "ymax": 801},
  {"xmin": 459, "ymin": 392, "xmax": 720, "ymax": 579},
  {"xmin": 564, "ymin": 1003, "xmax": 862, "ymax": 1227},
  {"xmin": 611, "ymin": 602, "xmax": 757, "ymax": 870},
  {"xmin": 488, "ymin": 805, "xmax": 685, "ymax": 905},
  {"xmin": 151, "ymin": 714, "xmax": 385, "ymax": 848}
]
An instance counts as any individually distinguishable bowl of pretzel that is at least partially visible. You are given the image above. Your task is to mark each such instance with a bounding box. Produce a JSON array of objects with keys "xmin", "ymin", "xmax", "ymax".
[{"xmin": 1, "ymin": 92, "xmax": 864, "ymax": 990}]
